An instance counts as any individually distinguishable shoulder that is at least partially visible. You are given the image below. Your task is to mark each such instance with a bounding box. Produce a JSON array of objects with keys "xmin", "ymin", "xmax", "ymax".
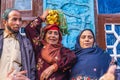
[
  {"xmin": 61, "ymin": 47, "xmax": 75, "ymax": 53},
  {"xmin": 21, "ymin": 35, "xmax": 32, "ymax": 47},
  {"xmin": 0, "ymin": 29, "xmax": 4, "ymax": 35}
]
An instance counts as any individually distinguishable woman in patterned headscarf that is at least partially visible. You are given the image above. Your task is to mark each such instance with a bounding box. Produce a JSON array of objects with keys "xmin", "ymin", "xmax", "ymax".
[
  {"xmin": 25, "ymin": 10, "xmax": 76, "ymax": 80},
  {"xmin": 70, "ymin": 29, "xmax": 112, "ymax": 80}
]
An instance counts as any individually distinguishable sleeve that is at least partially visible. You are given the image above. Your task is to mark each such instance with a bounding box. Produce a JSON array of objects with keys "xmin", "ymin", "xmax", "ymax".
[
  {"xmin": 25, "ymin": 17, "xmax": 43, "ymax": 55},
  {"xmin": 29, "ymin": 43, "xmax": 37, "ymax": 80},
  {"xmin": 22, "ymin": 37, "xmax": 37, "ymax": 80},
  {"xmin": 56, "ymin": 47, "xmax": 76, "ymax": 72}
]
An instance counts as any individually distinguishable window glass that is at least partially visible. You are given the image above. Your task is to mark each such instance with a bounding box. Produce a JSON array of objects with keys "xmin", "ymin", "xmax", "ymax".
[{"xmin": 14, "ymin": 0, "xmax": 32, "ymax": 10}]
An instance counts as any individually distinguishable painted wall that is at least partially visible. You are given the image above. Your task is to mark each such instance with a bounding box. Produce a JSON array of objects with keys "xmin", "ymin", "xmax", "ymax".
[
  {"xmin": 43, "ymin": 0, "xmax": 95, "ymax": 50},
  {"xmin": 98, "ymin": 0, "xmax": 120, "ymax": 14}
]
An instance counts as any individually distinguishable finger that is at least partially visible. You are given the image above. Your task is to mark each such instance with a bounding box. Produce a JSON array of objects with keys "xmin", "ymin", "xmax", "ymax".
[
  {"xmin": 7, "ymin": 68, "xmax": 14, "ymax": 77},
  {"xmin": 45, "ymin": 68, "xmax": 53, "ymax": 79},
  {"xmin": 40, "ymin": 73, "xmax": 45, "ymax": 80},
  {"xmin": 15, "ymin": 75, "xmax": 27, "ymax": 80},
  {"xmin": 16, "ymin": 70, "xmax": 27, "ymax": 77}
]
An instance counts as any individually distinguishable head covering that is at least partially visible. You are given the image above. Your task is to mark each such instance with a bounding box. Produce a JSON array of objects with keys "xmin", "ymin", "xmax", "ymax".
[
  {"xmin": 45, "ymin": 9, "xmax": 69, "ymax": 35},
  {"xmin": 70, "ymin": 29, "xmax": 111, "ymax": 79},
  {"xmin": 2, "ymin": 8, "xmax": 18, "ymax": 20},
  {"xmin": 44, "ymin": 24, "xmax": 59, "ymax": 31},
  {"xmin": 75, "ymin": 29, "xmax": 95, "ymax": 51}
]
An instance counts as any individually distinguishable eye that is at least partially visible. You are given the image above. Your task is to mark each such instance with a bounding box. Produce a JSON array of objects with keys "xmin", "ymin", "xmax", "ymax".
[
  {"xmin": 12, "ymin": 18, "xmax": 17, "ymax": 21},
  {"xmin": 88, "ymin": 36, "xmax": 93, "ymax": 39},
  {"xmin": 19, "ymin": 18, "xmax": 22, "ymax": 21},
  {"xmin": 80, "ymin": 35, "xmax": 86, "ymax": 39},
  {"xmin": 47, "ymin": 31, "xmax": 52, "ymax": 34},
  {"xmin": 54, "ymin": 31, "xmax": 59, "ymax": 35}
]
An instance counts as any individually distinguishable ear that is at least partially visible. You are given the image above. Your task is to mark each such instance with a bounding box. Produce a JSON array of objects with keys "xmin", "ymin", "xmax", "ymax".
[{"xmin": 2, "ymin": 19, "xmax": 7, "ymax": 26}]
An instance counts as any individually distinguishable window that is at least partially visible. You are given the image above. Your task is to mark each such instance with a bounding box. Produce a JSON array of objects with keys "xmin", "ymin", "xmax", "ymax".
[{"xmin": 14, "ymin": 0, "xmax": 32, "ymax": 10}]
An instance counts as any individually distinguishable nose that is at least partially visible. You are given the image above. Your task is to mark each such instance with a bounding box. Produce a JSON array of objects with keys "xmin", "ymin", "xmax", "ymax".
[
  {"xmin": 16, "ymin": 20, "xmax": 22, "ymax": 25},
  {"xmin": 51, "ymin": 33, "xmax": 55, "ymax": 37},
  {"xmin": 85, "ymin": 37, "xmax": 89, "ymax": 41}
]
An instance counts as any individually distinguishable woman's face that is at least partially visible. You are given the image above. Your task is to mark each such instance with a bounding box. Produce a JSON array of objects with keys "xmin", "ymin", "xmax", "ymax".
[
  {"xmin": 45, "ymin": 30, "xmax": 59, "ymax": 44},
  {"xmin": 79, "ymin": 30, "xmax": 94, "ymax": 48}
]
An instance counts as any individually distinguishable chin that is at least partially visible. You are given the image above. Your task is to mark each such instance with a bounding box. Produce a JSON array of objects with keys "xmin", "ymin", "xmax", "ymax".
[{"xmin": 13, "ymin": 30, "xmax": 19, "ymax": 33}]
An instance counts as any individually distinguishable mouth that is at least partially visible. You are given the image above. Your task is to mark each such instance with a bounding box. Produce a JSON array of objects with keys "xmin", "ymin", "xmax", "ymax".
[
  {"xmin": 49, "ymin": 39, "xmax": 56, "ymax": 41},
  {"xmin": 84, "ymin": 43, "xmax": 91, "ymax": 46},
  {"xmin": 14, "ymin": 27, "xmax": 19, "ymax": 30}
]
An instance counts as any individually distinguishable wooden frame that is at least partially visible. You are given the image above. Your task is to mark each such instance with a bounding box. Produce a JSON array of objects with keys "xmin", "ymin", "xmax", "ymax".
[{"xmin": 0, "ymin": 0, "xmax": 43, "ymax": 28}]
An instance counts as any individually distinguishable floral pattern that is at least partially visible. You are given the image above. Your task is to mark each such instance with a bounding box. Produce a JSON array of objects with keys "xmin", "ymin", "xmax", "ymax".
[
  {"xmin": 32, "ymin": 37, "xmax": 41, "ymax": 46},
  {"xmin": 37, "ymin": 58, "xmax": 44, "ymax": 70},
  {"xmin": 71, "ymin": 75, "xmax": 98, "ymax": 80}
]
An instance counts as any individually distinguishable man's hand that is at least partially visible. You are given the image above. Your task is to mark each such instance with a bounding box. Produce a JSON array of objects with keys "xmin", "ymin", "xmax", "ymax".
[{"xmin": 7, "ymin": 69, "xmax": 30, "ymax": 80}]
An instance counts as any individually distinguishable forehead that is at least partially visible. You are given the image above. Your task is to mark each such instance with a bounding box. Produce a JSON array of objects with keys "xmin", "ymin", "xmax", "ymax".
[
  {"xmin": 8, "ymin": 10, "xmax": 21, "ymax": 18},
  {"xmin": 81, "ymin": 30, "xmax": 93, "ymax": 36},
  {"xmin": 47, "ymin": 30, "xmax": 59, "ymax": 32}
]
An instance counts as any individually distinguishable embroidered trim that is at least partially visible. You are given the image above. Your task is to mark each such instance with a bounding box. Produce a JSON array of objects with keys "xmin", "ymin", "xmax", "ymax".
[
  {"xmin": 71, "ymin": 75, "xmax": 98, "ymax": 80},
  {"xmin": 37, "ymin": 58, "xmax": 44, "ymax": 70}
]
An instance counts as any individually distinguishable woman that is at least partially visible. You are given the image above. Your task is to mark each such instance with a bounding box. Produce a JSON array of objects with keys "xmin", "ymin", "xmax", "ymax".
[
  {"xmin": 25, "ymin": 11, "xmax": 76, "ymax": 80},
  {"xmin": 70, "ymin": 29, "xmax": 111, "ymax": 80}
]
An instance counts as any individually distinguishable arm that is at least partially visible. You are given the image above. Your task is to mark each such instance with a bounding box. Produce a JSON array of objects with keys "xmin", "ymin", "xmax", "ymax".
[
  {"xmin": 29, "ymin": 45, "xmax": 36, "ymax": 80},
  {"xmin": 40, "ymin": 47, "xmax": 76, "ymax": 80},
  {"xmin": 25, "ymin": 17, "xmax": 43, "ymax": 52},
  {"xmin": 57, "ymin": 47, "xmax": 76, "ymax": 72},
  {"xmin": 25, "ymin": 10, "xmax": 49, "ymax": 53},
  {"xmin": 22, "ymin": 37, "xmax": 37, "ymax": 80}
]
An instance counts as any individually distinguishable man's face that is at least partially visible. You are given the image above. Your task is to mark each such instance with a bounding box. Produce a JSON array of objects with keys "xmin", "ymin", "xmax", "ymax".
[{"xmin": 4, "ymin": 10, "xmax": 22, "ymax": 33}]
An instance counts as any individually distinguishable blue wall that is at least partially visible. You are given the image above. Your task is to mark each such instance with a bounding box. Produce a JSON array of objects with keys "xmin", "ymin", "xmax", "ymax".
[
  {"xmin": 43, "ymin": 0, "xmax": 95, "ymax": 50},
  {"xmin": 98, "ymin": 0, "xmax": 120, "ymax": 14}
]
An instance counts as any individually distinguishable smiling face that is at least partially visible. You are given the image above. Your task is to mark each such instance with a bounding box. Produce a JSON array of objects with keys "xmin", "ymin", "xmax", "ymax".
[
  {"xmin": 4, "ymin": 10, "xmax": 22, "ymax": 33},
  {"xmin": 45, "ymin": 30, "xmax": 59, "ymax": 44},
  {"xmin": 79, "ymin": 30, "xmax": 94, "ymax": 48}
]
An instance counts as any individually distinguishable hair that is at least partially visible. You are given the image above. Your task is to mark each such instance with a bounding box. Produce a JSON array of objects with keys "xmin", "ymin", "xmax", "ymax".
[{"xmin": 2, "ymin": 8, "xmax": 19, "ymax": 20}]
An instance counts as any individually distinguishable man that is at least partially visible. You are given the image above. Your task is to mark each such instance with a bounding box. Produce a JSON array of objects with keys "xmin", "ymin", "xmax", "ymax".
[{"xmin": 0, "ymin": 8, "xmax": 36, "ymax": 80}]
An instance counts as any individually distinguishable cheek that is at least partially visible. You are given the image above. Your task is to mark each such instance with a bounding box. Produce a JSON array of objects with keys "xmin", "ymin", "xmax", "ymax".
[
  {"xmin": 7, "ymin": 21, "xmax": 14, "ymax": 26},
  {"xmin": 56, "ymin": 35, "xmax": 59, "ymax": 40},
  {"xmin": 80, "ymin": 40, "xmax": 84, "ymax": 47},
  {"xmin": 90, "ymin": 39, "xmax": 94, "ymax": 44},
  {"xmin": 44, "ymin": 35, "xmax": 49, "ymax": 41}
]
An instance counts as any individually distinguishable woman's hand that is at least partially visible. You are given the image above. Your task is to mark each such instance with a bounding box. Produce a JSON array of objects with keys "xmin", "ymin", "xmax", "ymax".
[
  {"xmin": 7, "ymin": 69, "xmax": 30, "ymax": 80},
  {"xmin": 40, "ymin": 64, "xmax": 58, "ymax": 80},
  {"xmin": 30, "ymin": 9, "xmax": 49, "ymax": 27},
  {"xmin": 99, "ymin": 64, "xmax": 117, "ymax": 80},
  {"xmin": 40, "ymin": 9, "xmax": 49, "ymax": 21}
]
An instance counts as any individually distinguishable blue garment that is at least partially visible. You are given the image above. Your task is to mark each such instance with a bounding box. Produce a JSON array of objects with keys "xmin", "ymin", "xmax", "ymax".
[
  {"xmin": 0, "ymin": 30, "xmax": 36, "ymax": 80},
  {"xmin": 70, "ymin": 30, "xmax": 111, "ymax": 79}
]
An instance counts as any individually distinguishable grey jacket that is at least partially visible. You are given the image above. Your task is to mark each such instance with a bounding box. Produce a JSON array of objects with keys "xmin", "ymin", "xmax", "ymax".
[{"xmin": 0, "ymin": 30, "xmax": 36, "ymax": 80}]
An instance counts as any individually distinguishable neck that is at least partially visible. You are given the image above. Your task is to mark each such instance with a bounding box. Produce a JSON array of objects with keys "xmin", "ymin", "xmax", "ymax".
[{"xmin": 4, "ymin": 27, "xmax": 12, "ymax": 35}]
